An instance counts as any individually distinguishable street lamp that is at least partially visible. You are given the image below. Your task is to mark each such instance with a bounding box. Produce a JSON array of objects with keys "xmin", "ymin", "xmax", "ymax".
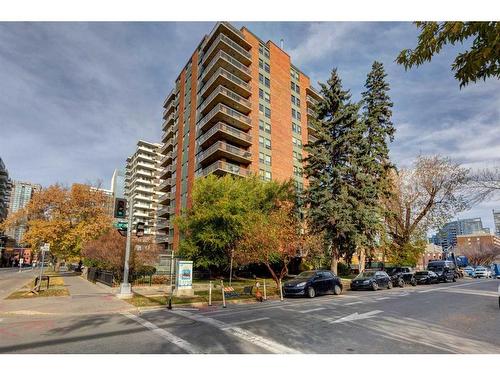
[{"xmin": 117, "ymin": 193, "xmax": 135, "ymax": 299}]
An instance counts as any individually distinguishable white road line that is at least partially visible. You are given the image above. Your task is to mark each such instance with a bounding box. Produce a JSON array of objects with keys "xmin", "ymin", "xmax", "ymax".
[
  {"xmin": 169, "ymin": 309, "xmax": 301, "ymax": 354},
  {"xmin": 299, "ymin": 307, "xmax": 326, "ymax": 313},
  {"xmin": 418, "ymin": 280, "xmax": 491, "ymax": 294},
  {"xmin": 231, "ymin": 317, "xmax": 270, "ymax": 325},
  {"xmin": 375, "ymin": 297, "xmax": 390, "ymax": 300},
  {"xmin": 439, "ymin": 288, "xmax": 498, "ymax": 297},
  {"xmin": 344, "ymin": 301, "xmax": 363, "ymax": 306},
  {"xmin": 122, "ymin": 312, "xmax": 204, "ymax": 354}
]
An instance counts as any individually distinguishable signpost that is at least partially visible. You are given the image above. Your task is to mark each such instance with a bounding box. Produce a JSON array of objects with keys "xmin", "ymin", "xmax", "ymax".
[{"xmin": 37, "ymin": 243, "xmax": 49, "ymax": 292}]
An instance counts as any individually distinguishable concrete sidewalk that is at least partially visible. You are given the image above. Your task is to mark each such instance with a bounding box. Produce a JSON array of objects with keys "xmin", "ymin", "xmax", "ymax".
[{"xmin": 0, "ymin": 273, "xmax": 135, "ymax": 316}]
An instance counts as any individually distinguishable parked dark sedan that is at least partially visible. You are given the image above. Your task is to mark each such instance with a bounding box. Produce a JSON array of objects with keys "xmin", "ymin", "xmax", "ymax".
[
  {"xmin": 350, "ymin": 271, "xmax": 392, "ymax": 291},
  {"xmin": 415, "ymin": 270, "xmax": 439, "ymax": 285},
  {"xmin": 283, "ymin": 270, "xmax": 343, "ymax": 298},
  {"xmin": 385, "ymin": 266, "xmax": 417, "ymax": 287},
  {"xmin": 427, "ymin": 260, "xmax": 457, "ymax": 283}
]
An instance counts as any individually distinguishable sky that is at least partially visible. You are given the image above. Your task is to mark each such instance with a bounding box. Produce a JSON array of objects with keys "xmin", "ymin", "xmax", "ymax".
[{"xmin": 0, "ymin": 22, "xmax": 499, "ymax": 232}]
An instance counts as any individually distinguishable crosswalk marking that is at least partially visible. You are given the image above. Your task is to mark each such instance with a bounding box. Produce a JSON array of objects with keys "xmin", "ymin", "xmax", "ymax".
[
  {"xmin": 169, "ymin": 309, "xmax": 301, "ymax": 354},
  {"xmin": 299, "ymin": 307, "xmax": 326, "ymax": 313},
  {"xmin": 122, "ymin": 312, "xmax": 204, "ymax": 354},
  {"xmin": 230, "ymin": 317, "xmax": 270, "ymax": 325}
]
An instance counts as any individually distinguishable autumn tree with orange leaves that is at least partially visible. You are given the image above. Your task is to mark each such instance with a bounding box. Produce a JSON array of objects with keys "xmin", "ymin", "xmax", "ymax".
[
  {"xmin": 0, "ymin": 183, "xmax": 112, "ymax": 267},
  {"xmin": 234, "ymin": 201, "xmax": 323, "ymax": 287}
]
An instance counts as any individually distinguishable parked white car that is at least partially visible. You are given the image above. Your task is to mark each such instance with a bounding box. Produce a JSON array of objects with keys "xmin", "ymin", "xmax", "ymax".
[{"xmin": 473, "ymin": 266, "xmax": 491, "ymax": 278}]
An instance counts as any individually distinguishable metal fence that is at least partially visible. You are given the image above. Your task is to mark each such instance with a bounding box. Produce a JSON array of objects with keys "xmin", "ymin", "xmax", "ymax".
[{"xmin": 87, "ymin": 267, "xmax": 114, "ymax": 287}]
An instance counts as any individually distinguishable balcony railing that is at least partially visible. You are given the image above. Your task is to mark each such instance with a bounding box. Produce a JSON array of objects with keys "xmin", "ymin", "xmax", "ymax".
[
  {"xmin": 163, "ymin": 89, "xmax": 175, "ymax": 107},
  {"xmin": 199, "ymin": 67, "xmax": 251, "ymax": 98},
  {"xmin": 198, "ymin": 140, "xmax": 251, "ymax": 165},
  {"xmin": 306, "ymin": 95, "xmax": 318, "ymax": 106},
  {"xmin": 198, "ymin": 85, "xmax": 251, "ymax": 115},
  {"xmin": 158, "ymin": 177, "xmax": 173, "ymax": 190},
  {"xmin": 197, "ymin": 160, "xmax": 251, "ymax": 178},
  {"xmin": 158, "ymin": 205, "xmax": 173, "ymax": 216},
  {"xmin": 156, "ymin": 219, "xmax": 171, "ymax": 230},
  {"xmin": 198, "ymin": 122, "xmax": 252, "ymax": 147},
  {"xmin": 201, "ymin": 49, "xmax": 251, "ymax": 82},
  {"xmin": 159, "ymin": 152, "xmax": 173, "ymax": 167},
  {"xmin": 160, "ymin": 139, "xmax": 174, "ymax": 153},
  {"xmin": 307, "ymin": 108, "xmax": 315, "ymax": 117},
  {"xmin": 202, "ymin": 33, "xmax": 251, "ymax": 67},
  {"xmin": 198, "ymin": 102, "xmax": 251, "ymax": 132}
]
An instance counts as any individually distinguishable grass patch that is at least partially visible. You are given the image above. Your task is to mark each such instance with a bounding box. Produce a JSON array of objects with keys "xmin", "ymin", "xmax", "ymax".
[
  {"xmin": 5, "ymin": 271, "xmax": 70, "ymax": 299},
  {"xmin": 126, "ymin": 283, "xmax": 282, "ymax": 308},
  {"xmin": 6, "ymin": 288, "xmax": 70, "ymax": 299}
]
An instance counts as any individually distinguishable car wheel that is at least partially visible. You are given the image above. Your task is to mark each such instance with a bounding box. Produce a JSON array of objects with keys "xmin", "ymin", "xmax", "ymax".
[
  {"xmin": 411, "ymin": 279, "xmax": 417, "ymax": 287},
  {"xmin": 387, "ymin": 281, "xmax": 393, "ymax": 289},
  {"xmin": 372, "ymin": 282, "xmax": 379, "ymax": 291},
  {"xmin": 453, "ymin": 277, "xmax": 457, "ymax": 282},
  {"xmin": 333, "ymin": 284, "xmax": 342, "ymax": 295},
  {"xmin": 307, "ymin": 286, "xmax": 316, "ymax": 298},
  {"xmin": 398, "ymin": 279, "xmax": 405, "ymax": 288}
]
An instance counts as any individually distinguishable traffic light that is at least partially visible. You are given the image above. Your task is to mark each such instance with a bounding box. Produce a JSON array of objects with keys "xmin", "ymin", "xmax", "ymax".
[
  {"xmin": 136, "ymin": 222, "xmax": 145, "ymax": 237},
  {"xmin": 114, "ymin": 198, "xmax": 127, "ymax": 219}
]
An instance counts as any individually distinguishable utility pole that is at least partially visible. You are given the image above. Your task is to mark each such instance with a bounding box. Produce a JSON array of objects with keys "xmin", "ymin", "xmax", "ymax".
[
  {"xmin": 117, "ymin": 194, "xmax": 134, "ymax": 298},
  {"xmin": 167, "ymin": 249, "xmax": 174, "ymax": 309}
]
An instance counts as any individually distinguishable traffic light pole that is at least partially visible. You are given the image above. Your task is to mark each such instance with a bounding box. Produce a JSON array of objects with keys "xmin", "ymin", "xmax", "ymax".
[{"xmin": 117, "ymin": 194, "xmax": 134, "ymax": 299}]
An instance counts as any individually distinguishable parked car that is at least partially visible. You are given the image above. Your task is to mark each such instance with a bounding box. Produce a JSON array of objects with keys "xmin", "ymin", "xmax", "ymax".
[
  {"xmin": 463, "ymin": 266, "xmax": 475, "ymax": 277},
  {"xmin": 415, "ymin": 270, "xmax": 439, "ymax": 285},
  {"xmin": 384, "ymin": 266, "xmax": 417, "ymax": 287},
  {"xmin": 491, "ymin": 264, "xmax": 500, "ymax": 279},
  {"xmin": 427, "ymin": 260, "xmax": 456, "ymax": 283},
  {"xmin": 282, "ymin": 270, "xmax": 343, "ymax": 298},
  {"xmin": 473, "ymin": 266, "xmax": 492, "ymax": 278},
  {"xmin": 350, "ymin": 271, "xmax": 392, "ymax": 291}
]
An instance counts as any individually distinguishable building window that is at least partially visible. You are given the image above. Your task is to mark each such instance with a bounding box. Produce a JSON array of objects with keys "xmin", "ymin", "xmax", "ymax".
[
  {"xmin": 259, "ymin": 120, "xmax": 271, "ymax": 134},
  {"xmin": 259, "ymin": 59, "xmax": 263, "ymax": 69},
  {"xmin": 264, "ymin": 138, "xmax": 271, "ymax": 150},
  {"xmin": 264, "ymin": 62, "xmax": 270, "ymax": 73},
  {"xmin": 292, "ymin": 137, "xmax": 302, "ymax": 148},
  {"xmin": 259, "ymin": 73, "xmax": 264, "ymax": 84},
  {"xmin": 293, "ymin": 166, "xmax": 303, "ymax": 177},
  {"xmin": 259, "ymin": 153, "xmax": 271, "ymax": 166},
  {"xmin": 264, "ymin": 92, "xmax": 270, "ymax": 103},
  {"xmin": 259, "ymin": 103, "xmax": 264, "ymax": 114},
  {"xmin": 260, "ymin": 169, "xmax": 272, "ymax": 181},
  {"xmin": 259, "ymin": 88, "xmax": 264, "ymax": 99},
  {"xmin": 259, "ymin": 136, "xmax": 264, "ymax": 148},
  {"xmin": 292, "ymin": 123, "xmax": 302, "ymax": 134},
  {"xmin": 293, "ymin": 150, "xmax": 302, "ymax": 162},
  {"xmin": 264, "ymin": 77, "xmax": 270, "ymax": 88},
  {"xmin": 264, "ymin": 107, "xmax": 271, "ymax": 118}
]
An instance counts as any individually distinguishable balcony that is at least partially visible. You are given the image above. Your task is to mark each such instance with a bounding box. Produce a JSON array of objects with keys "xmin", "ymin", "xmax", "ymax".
[
  {"xmin": 199, "ymin": 85, "xmax": 251, "ymax": 116},
  {"xmin": 155, "ymin": 235, "xmax": 169, "ymax": 244},
  {"xmin": 201, "ymin": 22, "xmax": 251, "ymax": 53},
  {"xmin": 162, "ymin": 113, "xmax": 175, "ymax": 131},
  {"xmin": 202, "ymin": 33, "xmax": 252, "ymax": 68},
  {"xmin": 158, "ymin": 205, "xmax": 173, "ymax": 217},
  {"xmin": 308, "ymin": 134, "xmax": 319, "ymax": 143},
  {"xmin": 197, "ymin": 160, "xmax": 251, "ymax": 179},
  {"xmin": 163, "ymin": 122, "xmax": 178, "ymax": 143},
  {"xmin": 156, "ymin": 219, "xmax": 171, "ymax": 230},
  {"xmin": 198, "ymin": 140, "xmax": 252, "ymax": 166},
  {"xmin": 162, "ymin": 101, "xmax": 175, "ymax": 119},
  {"xmin": 306, "ymin": 86, "xmax": 323, "ymax": 101},
  {"xmin": 201, "ymin": 50, "xmax": 251, "ymax": 84},
  {"xmin": 134, "ymin": 202, "xmax": 152, "ymax": 210},
  {"xmin": 306, "ymin": 95, "xmax": 318, "ymax": 106},
  {"xmin": 163, "ymin": 89, "xmax": 175, "ymax": 108},
  {"xmin": 160, "ymin": 138, "xmax": 174, "ymax": 153},
  {"xmin": 159, "ymin": 152, "xmax": 173, "ymax": 167},
  {"xmin": 198, "ymin": 122, "xmax": 252, "ymax": 149},
  {"xmin": 198, "ymin": 103, "xmax": 251, "ymax": 133},
  {"xmin": 307, "ymin": 108, "xmax": 316, "ymax": 118},
  {"xmin": 199, "ymin": 67, "xmax": 251, "ymax": 99},
  {"xmin": 136, "ymin": 161, "xmax": 156, "ymax": 171},
  {"xmin": 158, "ymin": 192, "xmax": 172, "ymax": 204},
  {"xmin": 158, "ymin": 176, "xmax": 173, "ymax": 191},
  {"xmin": 308, "ymin": 121, "xmax": 318, "ymax": 136}
]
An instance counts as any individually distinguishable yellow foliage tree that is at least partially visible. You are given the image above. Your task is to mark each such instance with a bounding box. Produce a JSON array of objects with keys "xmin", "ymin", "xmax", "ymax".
[{"xmin": 0, "ymin": 183, "xmax": 112, "ymax": 266}]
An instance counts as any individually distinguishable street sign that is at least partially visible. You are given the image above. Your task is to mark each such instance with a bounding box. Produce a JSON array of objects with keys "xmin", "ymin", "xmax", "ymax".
[
  {"xmin": 41, "ymin": 243, "xmax": 50, "ymax": 253},
  {"xmin": 114, "ymin": 221, "xmax": 128, "ymax": 230}
]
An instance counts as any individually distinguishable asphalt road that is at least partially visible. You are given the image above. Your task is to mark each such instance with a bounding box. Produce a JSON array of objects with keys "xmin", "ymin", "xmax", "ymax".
[
  {"xmin": 0, "ymin": 267, "xmax": 36, "ymax": 300},
  {"xmin": 0, "ymin": 277, "xmax": 498, "ymax": 353}
]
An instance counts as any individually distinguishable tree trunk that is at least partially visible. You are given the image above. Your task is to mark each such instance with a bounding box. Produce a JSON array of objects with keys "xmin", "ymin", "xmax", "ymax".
[
  {"xmin": 358, "ymin": 248, "xmax": 366, "ymax": 273},
  {"xmin": 264, "ymin": 262, "xmax": 280, "ymax": 288},
  {"xmin": 330, "ymin": 252, "xmax": 339, "ymax": 275}
]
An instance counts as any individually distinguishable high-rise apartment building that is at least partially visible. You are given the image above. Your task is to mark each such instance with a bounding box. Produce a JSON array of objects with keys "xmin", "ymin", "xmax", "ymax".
[
  {"xmin": 493, "ymin": 209, "xmax": 500, "ymax": 237},
  {"xmin": 7, "ymin": 180, "xmax": 41, "ymax": 245},
  {"xmin": 0, "ymin": 158, "xmax": 11, "ymax": 222},
  {"xmin": 434, "ymin": 217, "xmax": 489, "ymax": 249},
  {"xmin": 157, "ymin": 22, "xmax": 322, "ymax": 250},
  {"xmin": 125, "ymin": 140, "xmax": 163, "ymax": 239}
]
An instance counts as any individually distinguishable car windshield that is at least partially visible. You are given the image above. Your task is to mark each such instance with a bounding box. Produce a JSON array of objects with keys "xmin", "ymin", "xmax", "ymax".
[
  {"xmin": 476, "ymin": 267, "xmax": 485, "ymax": 271},
  {"xmin": 428, "ymin": 266, "xmax": 443, "ymax": 272},
  {"xmin": 416, "ymin": 271, "xmax": 428, "ymax": 275},
  {"xmin": 356, "ymin": 271, "xmax": 376, "ymax": 279},
  {"xmin": 297, "ymin": 271, "xmax": 317, "ymax": 278}
]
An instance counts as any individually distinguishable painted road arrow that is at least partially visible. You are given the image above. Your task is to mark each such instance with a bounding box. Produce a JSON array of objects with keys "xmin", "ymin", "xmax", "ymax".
[{"xmin": 331, "ymin": 310, "xmax": 383, "ymax": 324}]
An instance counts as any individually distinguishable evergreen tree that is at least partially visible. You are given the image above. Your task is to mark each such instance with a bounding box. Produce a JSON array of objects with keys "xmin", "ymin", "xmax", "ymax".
[
  {"xmin": 304, "ymin": 68, "xmax": 364, "ymax": 274},
  {"xmin": 354, "ymin": 61, "xmax": 396, "ymax": 266}
]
